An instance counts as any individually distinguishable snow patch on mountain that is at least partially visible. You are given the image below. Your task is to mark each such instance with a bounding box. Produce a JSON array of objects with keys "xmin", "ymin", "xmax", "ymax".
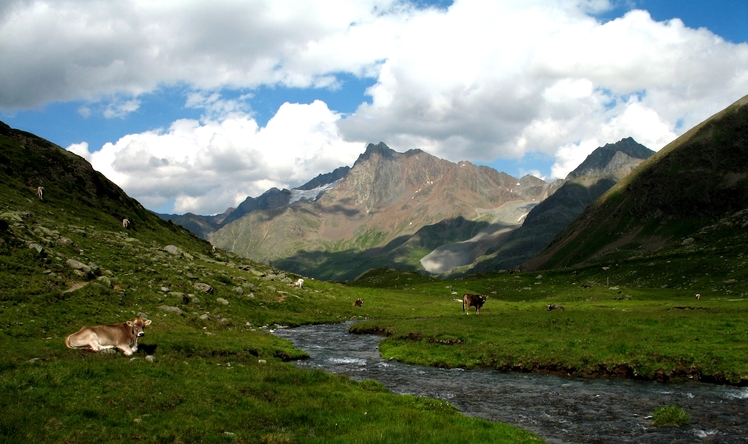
[{"xmin": 289, "ymin": 179, "xmax": 342, "ymax": 204}]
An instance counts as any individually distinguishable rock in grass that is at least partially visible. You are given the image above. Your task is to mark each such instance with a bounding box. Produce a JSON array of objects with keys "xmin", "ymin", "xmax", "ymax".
[
  {"xmin": 96, "ymin": 276, "xmax": 112, "ymax": 287},
  {"xmin": 164, "ymin": 245, "xmax": 181, "ymax": 256},
  {"xmin": 66, "ymin": 258, "xmax": 91, "ymax": 273},
  {"xmin": 158, "ymin": 305, "xmax": 183, "ymax": 315},
  {"xmin": 216, "ymin": 297, "xmax": 229, "ymax": 305},
  {"xmin": 194, "ymin": 282, "xmax": 214, "ymax": 294},
  {"xmin": 29, "ymin": 243, "xmax": 46, "ymax": 256}
]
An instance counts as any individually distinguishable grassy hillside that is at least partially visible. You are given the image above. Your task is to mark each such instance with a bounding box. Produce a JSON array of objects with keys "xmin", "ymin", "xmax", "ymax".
[
  {"xmin": 526, "ymin": 94, "xmax": 748, "ymax": 271},
  {"xmin": 0, "ymin": 122, "xmax": 542, "ymax": 443},
  {"xmin": 5, "ymin": 109, "xmax": 748, "ymax": 442}
]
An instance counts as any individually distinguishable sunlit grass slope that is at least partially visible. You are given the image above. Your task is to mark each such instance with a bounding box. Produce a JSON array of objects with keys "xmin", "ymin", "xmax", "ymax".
[{"xmin": 0, "ymin": 122, "xmax": 542, "ymax": 443}]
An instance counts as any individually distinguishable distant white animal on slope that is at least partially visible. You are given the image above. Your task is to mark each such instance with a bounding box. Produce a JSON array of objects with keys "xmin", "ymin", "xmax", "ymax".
[
  {"xmin": 36, "ymin": 186, "xmax": 44, "ymax": 200},
  {"xmin": 122, "ymin": 218, "xmax": 130, "ymax": 229},
  {"xmin": 295, "ymin": 278, "xmax": 304, "ymax": 289}
]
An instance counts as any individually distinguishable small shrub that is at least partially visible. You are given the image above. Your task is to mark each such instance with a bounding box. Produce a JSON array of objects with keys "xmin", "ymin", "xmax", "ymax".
[{"xmin": 652, "ymin": 405, "xmax": 689, "ymax": 426}]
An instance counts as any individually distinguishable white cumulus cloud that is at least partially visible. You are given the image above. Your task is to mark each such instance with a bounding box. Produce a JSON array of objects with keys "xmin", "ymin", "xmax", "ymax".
[
  {"xmin": 2, "ymin": 0, "xmax": 746, "ymax": 213},
  {"xmin": 67, "ymin": 100, "xmax": 363, "ymax": 214}
]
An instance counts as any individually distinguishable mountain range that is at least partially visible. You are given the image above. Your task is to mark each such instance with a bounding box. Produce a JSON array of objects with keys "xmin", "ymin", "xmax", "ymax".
[
  {"xmin": 1, "ymin": 94, "xmax": 746, "ymax": 285},
  {"xmin": 172, "ymin": 136, "xmax": 653, "ymax": 281}
]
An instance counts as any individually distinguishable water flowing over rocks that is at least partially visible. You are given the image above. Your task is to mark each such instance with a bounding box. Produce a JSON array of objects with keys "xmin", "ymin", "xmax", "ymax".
[{"xmin": 275, "ymin": 322, "xmax": 748, "ymax": 444}]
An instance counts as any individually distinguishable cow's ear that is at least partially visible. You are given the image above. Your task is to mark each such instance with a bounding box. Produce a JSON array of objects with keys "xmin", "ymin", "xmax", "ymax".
[
  {"xmin": 144, "ymin": 320, "xmax": 152, "ymax": 326},
  {"xmin": 127, "ymin": 321, "xmax": 133, "ymax": 326}
]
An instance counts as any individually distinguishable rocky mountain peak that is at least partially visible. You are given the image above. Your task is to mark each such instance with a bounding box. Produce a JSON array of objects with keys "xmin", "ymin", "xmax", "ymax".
[
  {"xmin": 354, "ymin": 142, "xmax": 397, "ymax": 166},
  {"xmin": 566, "ymin": 137, "xmax": 654, "ymax": 180}
]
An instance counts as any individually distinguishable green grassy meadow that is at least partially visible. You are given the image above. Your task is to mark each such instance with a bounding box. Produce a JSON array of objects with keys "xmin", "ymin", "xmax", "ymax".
[
  {"xmin": 4, "ymin": 129, "xmax": 748, "ymax": 441},
  {"xmin": 0, "ymin": 187, "xmax": 542, "ymax": 443}
]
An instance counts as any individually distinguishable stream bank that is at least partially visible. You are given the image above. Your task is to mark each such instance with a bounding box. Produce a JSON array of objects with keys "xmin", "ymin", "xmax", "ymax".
[{"xmin": 274, "ymin": 322, "xmax": 748, "ymax": 444}]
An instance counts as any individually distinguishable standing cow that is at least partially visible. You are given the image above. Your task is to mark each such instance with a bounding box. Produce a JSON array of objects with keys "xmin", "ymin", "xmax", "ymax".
[
  {"xmin": 65, "ymin": 317, "xmax": 152, "ymax": 356},
  {"xmin": 463, "ymin": 294, "xmax": 488, "ymax": 315}
]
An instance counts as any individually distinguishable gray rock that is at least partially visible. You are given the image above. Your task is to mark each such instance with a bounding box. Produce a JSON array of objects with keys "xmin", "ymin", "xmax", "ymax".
[
  {"xmin": 194, "ymin": 282, "xmax": 214, "ymax": 294},
  {"xmin": 160, "ymin": 287, "xmax": 170, "ymax": 293},
  {"xmin": 191, "ymin": 297, "xmax": 201, "ymax": 304},
  {"xmin": 198, "ymin": 314, "xmax": 209, "ymax": 320},
  {"xmin": 233, "ymin": 287, "xmax": 244, "ymax": 295},
  {"xmin": 96, "ymin": 276, "xmax": 112, "ymax": 287},
  {"xmin": 66, "ymin": 259, "xmax": 91, "ymax": 273},
  {"xmin": 216, "ymin": 297, "xmax": 229, "ymax": 305},
  {"xmin": 29, "ymin": 243, "xmax": 46, "ymax": 256},
  {"xmin": 158, "ymin": 305, "xmax": 183, "ymax": 315},
  {"xmin": 681, "ymin": 238, "xmax": 695, "ymax": 246},
  {"xmin": 164, "ymin": 245, "xmax": 181, "ymax": 255}
]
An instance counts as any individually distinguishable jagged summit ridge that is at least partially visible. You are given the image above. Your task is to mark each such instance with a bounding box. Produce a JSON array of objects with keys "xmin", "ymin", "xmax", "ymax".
[{"xmin": 567, "ymin": 137, "xmax": 653, "ymax": 179}]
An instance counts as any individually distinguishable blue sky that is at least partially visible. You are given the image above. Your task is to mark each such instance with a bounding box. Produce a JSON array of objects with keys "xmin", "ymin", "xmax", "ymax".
[{"xmin": 1, "ymin": 0, "xmax": 747, "ymax": 215}]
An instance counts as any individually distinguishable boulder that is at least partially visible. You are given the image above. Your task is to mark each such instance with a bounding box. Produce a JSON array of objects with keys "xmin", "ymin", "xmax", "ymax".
[
  {"xmin": 29, "ymin": 243, "xmax": 46, "ymax": 257},
  {"xmin": 233, "ymin": 287, "xmax": 244, "ymax": 295},
  {"xmin": 194, "ymin": 282, "xmax": 214, "ymax": 294},
  {"xmin": 158, "ymin": 305, "xmax": 183, "ymax": 315},
  {"xmin": 216, "ymin": 298, "xmax": 229, "ymax": 305},
  {"xmin": 164, "ymin": 245, "xmax": 181, "ymax": 256},
  {"xmin": 66, "ymin": 259, "xmax": 91, "ymax": 273}
]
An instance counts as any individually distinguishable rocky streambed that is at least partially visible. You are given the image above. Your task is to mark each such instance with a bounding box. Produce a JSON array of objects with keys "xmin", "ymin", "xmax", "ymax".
[{"xmin": 274, "ymin": 322, "xmax": 748, "ymax": 444}]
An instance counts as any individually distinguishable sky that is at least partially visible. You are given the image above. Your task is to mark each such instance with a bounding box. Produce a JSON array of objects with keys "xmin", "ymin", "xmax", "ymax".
[{"xmin": 1, "ymin": 0, "xmax": 747, "ymax": 215}]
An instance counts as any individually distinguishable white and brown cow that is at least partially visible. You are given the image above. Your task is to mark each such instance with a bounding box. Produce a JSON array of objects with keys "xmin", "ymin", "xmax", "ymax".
[
  {"xmin": 463, "ymin": 294, "xmax": 488, "ymax": 315},
  {"xmin": 65, "ymin": 317, "xmax": 152, "ymax": 356},
  {"xmin": 547, "ymin": 304, "xmax": 565, "ymax": 311}
]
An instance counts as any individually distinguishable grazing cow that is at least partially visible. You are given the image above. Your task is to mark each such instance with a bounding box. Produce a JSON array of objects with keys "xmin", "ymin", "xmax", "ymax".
[
  {"xmin": 353, "ymin": 298, "xmax": 364, "ymax": 307},
  {"xmin": 65, "ymin": 317, "xmax": 152, "ymax": 356},
  {"xmin": 295, "ymin": 278, "xmax": 304, "ymax": 289},
  {"xmin": 211, "ymin": 245, "xmax": 216, "ymax": 254},
  {"xmin": 36, "ymin": 186, "xmax": 44, "ymax": 200},
  {"xmin": 695, "ymin": 294, "xmax": 701, "ymax": 301},
  {"xmin": 547, "ymin": 304, "xmax": 565, "ymax": 311},
  {"xmin": 122, "ymin": 218, "xmax": 130, "ymax": 229},
  {"xmin": 463, "ymin": 294, "xmax": 488, "ymax": 315}
]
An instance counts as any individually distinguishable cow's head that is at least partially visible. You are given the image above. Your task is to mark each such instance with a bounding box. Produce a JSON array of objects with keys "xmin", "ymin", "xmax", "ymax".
[
  {"xmin": 127, "ymin": 317, "xmax": 152, "ymax": 337},
  {"xmin": 478, "ymin": 295, "xmax": 488, "ymax": 305}
]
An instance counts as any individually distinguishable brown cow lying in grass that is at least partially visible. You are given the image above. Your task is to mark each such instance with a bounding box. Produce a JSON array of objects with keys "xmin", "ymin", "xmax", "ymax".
[
  {"xmin": 547, "ymin": 304, "xmax": 565, "ymax": 311},
  {"xmin": 353, "ymin": 298, "xmax": 364, "ymax": 307},
  {"xmin": 65, "ymin": 317, "xmax": 152, "ymax": 356},
  {"xmin": 463, "ymin": 294, "xmax": 488, "ymax": 315}
]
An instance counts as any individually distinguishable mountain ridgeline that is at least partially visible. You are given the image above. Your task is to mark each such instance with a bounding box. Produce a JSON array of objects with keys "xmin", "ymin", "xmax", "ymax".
[
  {"xmin": 205, "ymin": 138, "xmax": 654, "ymax": 281},
  {"xmin": 467, "ymin": 137, "xmax": 654, "ymax": 274},
  {"xmin": 525, "ymin": 94, "xmax": 748, "ymax": 271}
]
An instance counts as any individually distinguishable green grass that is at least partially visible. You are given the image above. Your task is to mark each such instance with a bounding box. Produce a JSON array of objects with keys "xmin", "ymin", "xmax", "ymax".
[
  {"xmin": 0, "ymin": 142, "xmax": 543, "ymax": 443},
  {"xmin": 4, "ymin": 124, "xmax": 748, "ymax": 442},
  {"xmin": 652, "ymin": 406, "xmax": 690, "ymax": 427}
]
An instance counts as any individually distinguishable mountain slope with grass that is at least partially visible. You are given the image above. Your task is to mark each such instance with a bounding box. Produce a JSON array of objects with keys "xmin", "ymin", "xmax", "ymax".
[
  {"xmin": 0, "ymin": 121, "xmax": 543, "ymax": 443},
  {"xmin": 525, "ymin": 94, "xmax": 748, "ymax": 271}
]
